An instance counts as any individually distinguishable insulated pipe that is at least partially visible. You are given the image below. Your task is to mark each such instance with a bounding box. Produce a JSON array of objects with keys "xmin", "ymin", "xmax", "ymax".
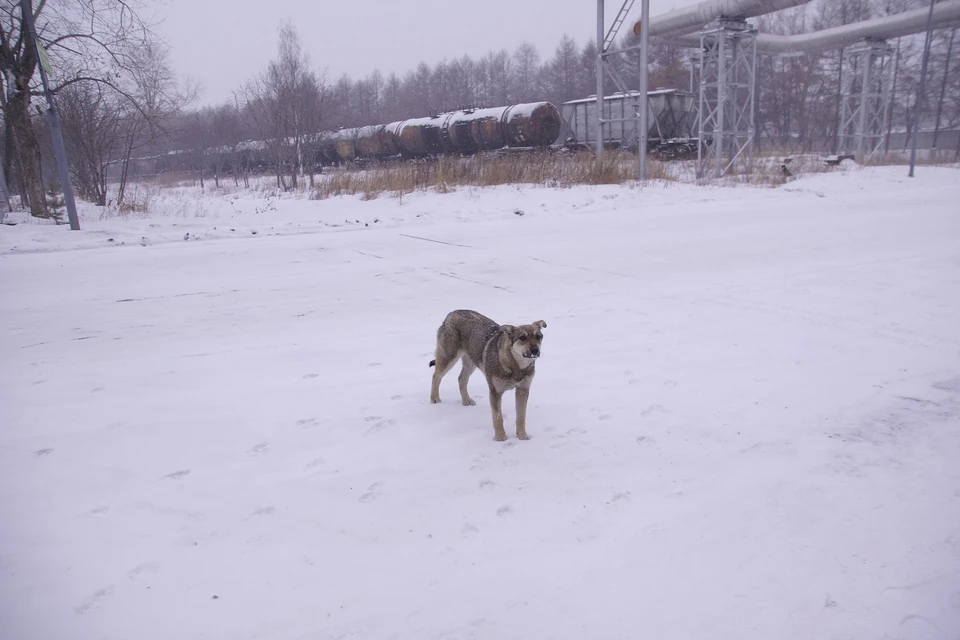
[
  {"xmin": 632, "ymin": 0, "xmax": 812, "ymax": 38},
  {"xmin": 665, "ymin": 0, "xmax": 960, "ymax": 54}
]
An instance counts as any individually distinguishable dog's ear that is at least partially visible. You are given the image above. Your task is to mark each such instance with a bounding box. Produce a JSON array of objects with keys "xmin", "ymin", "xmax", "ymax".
[
  {"xmin": 500, "ymin": 324, "xmax": 516, "ymax": 335},
  {"xmin": 533, "ymin": 320, "xmax": 547, "ymax": 329}
]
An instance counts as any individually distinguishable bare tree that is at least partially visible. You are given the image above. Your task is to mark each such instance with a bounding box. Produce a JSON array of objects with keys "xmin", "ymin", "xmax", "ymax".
[
  {"xmin": 57, "ymin": 81, "xmax": 121, "ymax": 205},
  {"xmin": 1, "ymin": 0, "xmax": 153, "ymax": 217},
  {"xmin": 544, "ymin": 35, "xmax": 580, "ymax": 105},
  {"xmin": 115, "ymin": 41, "xmax": 195, "ymax": 204},
  {"xmin": 238, "ymin": 22, "xmax": 326, "ymax": 190},
  {"xmin": 512, "ymin": 42, "xmax": 542, "ymax": 103}
]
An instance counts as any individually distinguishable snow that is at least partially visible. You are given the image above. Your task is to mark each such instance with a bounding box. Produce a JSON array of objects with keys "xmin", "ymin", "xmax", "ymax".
[{"xmin": 1, "ymin": 164, "xmax": 960, "ymax": 640}]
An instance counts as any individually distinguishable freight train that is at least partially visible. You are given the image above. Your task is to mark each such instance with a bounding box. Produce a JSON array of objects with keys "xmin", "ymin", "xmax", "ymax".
[
  {"xmin": 317, "ymin": 101, "xmax": 562, "ymax": 165},
  {"xmin": 125, "ymin": 91, "xmax": 699, "ymax": 178}
]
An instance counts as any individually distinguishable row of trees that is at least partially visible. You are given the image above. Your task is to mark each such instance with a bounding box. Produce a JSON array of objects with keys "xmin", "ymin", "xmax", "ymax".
[{"xmin": 2, "ymin": 0, "xmax": 958, "ymax": 218}]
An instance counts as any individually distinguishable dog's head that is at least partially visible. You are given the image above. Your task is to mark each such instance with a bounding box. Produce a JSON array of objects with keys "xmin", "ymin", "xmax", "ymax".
[{"xmin": 501, "ymin": 320, "xmax": 547, "ymax": 366}]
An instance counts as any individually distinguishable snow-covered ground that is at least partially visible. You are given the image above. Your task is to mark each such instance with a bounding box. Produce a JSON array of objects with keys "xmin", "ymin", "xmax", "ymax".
[{"xmin": 2, "ymin": 164, "xmax": 959, "ymax": 640}]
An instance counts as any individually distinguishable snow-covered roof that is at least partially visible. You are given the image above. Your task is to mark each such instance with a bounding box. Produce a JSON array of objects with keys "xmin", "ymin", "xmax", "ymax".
[{"xmin": 563, "ymin": 88, "xmax": 690, "ymax": 105}]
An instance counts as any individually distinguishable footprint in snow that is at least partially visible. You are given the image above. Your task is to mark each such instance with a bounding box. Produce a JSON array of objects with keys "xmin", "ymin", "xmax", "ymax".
[
  {"xmin": 365, "ymin": 419, "xmax": 395, "ymax": 435},
  {"xmin": 75, "ymin": 587, "xmax": 113, "ymax": 615},
  {"xmin": 305, "ymin": 457, "xmax": 326, "ymax": 470},
  {"xmin": 359, "ymin": 482, "xmax": 383, "ymax": 503},
  {"xmin": 126, "ymin": 563, "xmax": 159, "ymax": 580}
]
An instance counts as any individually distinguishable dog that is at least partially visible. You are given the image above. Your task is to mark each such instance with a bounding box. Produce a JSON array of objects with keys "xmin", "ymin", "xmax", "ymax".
[{"xmin": 429, "ymin": 310, "xmax": 547, "ymax": 441}]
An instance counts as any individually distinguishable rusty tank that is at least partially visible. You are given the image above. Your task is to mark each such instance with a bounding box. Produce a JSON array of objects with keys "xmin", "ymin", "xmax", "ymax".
[
  {"xmin": 318, "ymin": 132, "xmax": 342, "ymax": 164},
  {"xmin": 331, "ymin": 128, "xmax": 358, "ymax": 163},
  {"xmin": 316, "ymin": 101, "xmax": 563, "ymax": 164},
  {"xmin": 354, "ymin": 124, "xmax": 400, "ymax": 159},
  {"xmin": 395, "ymin": 116, "xmax": 448, "ymax": 157},
  {"xmin": 501, "ymin": 102, "xmax": 562, "ymax": 147}
]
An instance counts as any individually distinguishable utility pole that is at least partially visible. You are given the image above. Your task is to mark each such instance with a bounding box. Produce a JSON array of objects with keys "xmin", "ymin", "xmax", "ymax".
[
  {"xmin": 20, "ymin": 0, "xmax": 80, "ymax": 229},
  {"xmin": 596, "ymin": 0, "xmax": 605, "ymax": 159},
  {"xmin": 908, "ymin": 0, "xmax": 936, "ymax": 178},
  {"xmin": 637, "ymin": 0, "xmax": 650, "ymax": 181}
]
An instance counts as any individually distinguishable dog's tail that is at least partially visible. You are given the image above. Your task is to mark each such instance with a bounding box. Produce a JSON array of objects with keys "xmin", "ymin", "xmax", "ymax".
[{"xmin": 428, "ymin": 359, "xmax": 436, "ymax": 368}]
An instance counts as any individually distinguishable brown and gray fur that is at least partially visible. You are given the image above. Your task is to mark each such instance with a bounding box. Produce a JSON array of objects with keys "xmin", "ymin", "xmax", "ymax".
[{"xmin": 429, "ymin": 309, "xmax": 547, "ymax": 442}]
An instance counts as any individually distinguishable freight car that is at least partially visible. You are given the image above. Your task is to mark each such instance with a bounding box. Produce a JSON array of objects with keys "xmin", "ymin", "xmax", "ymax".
[
  {"xmin": 318, "ymin": 101, "xmax": 562, "ymax": 165},
  {"xmin": 560, "ymin": 89, "xmax": 697, "ymax": 158}
]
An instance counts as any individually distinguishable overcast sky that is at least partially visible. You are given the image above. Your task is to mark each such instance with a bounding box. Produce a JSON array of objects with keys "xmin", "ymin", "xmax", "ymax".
[{"xmin": 154, "ymin": 0, "xmax": 704, "ymax": 107}]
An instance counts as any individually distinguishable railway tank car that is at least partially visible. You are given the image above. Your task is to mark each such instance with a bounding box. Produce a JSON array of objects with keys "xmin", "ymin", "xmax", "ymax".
[{"xmin": 317, "ymin": 101, "xmax": 562, "ymax": 165}]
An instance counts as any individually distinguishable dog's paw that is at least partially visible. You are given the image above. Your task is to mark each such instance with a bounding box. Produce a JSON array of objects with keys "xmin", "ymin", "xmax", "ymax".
[
  {"xmin": 462, "ymin": 398, "xmax": 476, "ymax": 406},
  {"xmin": 517, "ymin": 432, "xmax": 531, "ymax": 441},
  {"xmin": 494, "ymin": 432, "xmax": 508, "ymax": 442},
  {"xmin": 430, "ymin": 397, "xmax": 441, "ymax": 404}
]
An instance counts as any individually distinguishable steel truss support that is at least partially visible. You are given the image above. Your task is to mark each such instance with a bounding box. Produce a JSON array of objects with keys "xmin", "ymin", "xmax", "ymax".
[
  {"xmin": 697, "ymin": 18, "xmax": 758, "ymax": 179},
  {"xmin": 838, "ymin": 40, "xmax": 894, "ymax": 162},
  {"xmin": 595, "ymin": 0, "xmax": 639, "ymax": 155}
]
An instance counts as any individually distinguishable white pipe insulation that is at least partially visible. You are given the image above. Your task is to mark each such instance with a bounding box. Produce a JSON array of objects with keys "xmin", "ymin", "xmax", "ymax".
[
  {"xmin": 633, "ymin": 0, "xmax": 813, "ymax": 38},
  {"xmin": 755, "ymin": 0, "xmax": 960, "ymax": 53},
  {"xmin": 662, "ymin": 0, "xmax": 960, "ymax": 55}
]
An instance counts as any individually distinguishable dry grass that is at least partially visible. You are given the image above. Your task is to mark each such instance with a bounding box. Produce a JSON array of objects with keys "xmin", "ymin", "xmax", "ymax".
[
  {"xmin": 691, "ymin": 152, "xmax": 835, "ymax": 188},
  {"xmin": 860, "ymin": 149, "xmax": 959, "ymax": 167},
  {"xmin": 310, "ymin": 151, "xmax": 667, "ymax": 200},
  {"xmin": 96, "ymin": 147, "xmax": 954, "ymax": 212}
]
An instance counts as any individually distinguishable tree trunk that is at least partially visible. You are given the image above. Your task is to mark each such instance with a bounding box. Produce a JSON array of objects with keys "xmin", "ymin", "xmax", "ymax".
[
  {"xmin": 932, "ymin": 28, "xmax": 956, "ymax": 149},
  {"xmin": 6, "ymin": 92, "xmax": 48, "ymax": 218},
  {"xmin": 117, "ymin": 132, "xmax": 137, "ymax": 206},
  {"xmin": 4, "ymin": 115, "xmax": 31, "ymax": 209}
]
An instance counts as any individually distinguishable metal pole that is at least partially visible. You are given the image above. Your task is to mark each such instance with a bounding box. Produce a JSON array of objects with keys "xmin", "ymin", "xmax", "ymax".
[
  {"xmin": 637, "ymin": 0, "xmax": 650, "ymax": 180},
  {"xmin": 19, "ymin": 0, "xmax": 80, "ymax": 230},
  {"xmin": 748, "ymin": 32, "xmax": 757, "ymax": 170},
  {"xmin": 834, "ymin": 48, "xmax": 845, "ymax": 155},
  {"xmin": 857, "ymin": 48, "xmax": 871, "ymax": 160},
  {"xmin": 715, "ymin": 29, "xmax": 726, "ymax": 178},
  {"xmin": 697, "ymin": 31, "xmax": 705, "ymax": 175},
  {"xmin": 596, "ymin": 0, "xmax": 605, "ymax": 159},
  {"xmin": 885, "ymin": 37, "xmax": 901, "ymax": 154},
  {"xmin": 909, "ymin": 0, "xmax": 936, "ymax": 178}
]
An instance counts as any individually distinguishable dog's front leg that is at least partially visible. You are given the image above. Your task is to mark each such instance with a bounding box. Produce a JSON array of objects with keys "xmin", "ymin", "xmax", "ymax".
[
  {"xmin": 515, "ymin": 385, "xmax": 531, "ymax": 440},
  {"xmin": 488, "ymin": 387, "xmax": 507, "ymax": 441}
]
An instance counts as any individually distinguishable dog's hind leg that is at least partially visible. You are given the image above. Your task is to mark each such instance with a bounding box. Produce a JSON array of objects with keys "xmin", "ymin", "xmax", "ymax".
[
  {"xmin": 458, "ymin": 357, "xmax": 477, "ymax": 406},
  {"xmin": 430, "ymin": 350, "xmax": 458, "ymax": 404}
]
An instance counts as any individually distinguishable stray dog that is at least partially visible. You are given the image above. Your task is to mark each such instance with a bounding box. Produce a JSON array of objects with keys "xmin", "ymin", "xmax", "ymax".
[{"xmin": 429, "ymin": 310, "xmax": 547, "ymax": 441}]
